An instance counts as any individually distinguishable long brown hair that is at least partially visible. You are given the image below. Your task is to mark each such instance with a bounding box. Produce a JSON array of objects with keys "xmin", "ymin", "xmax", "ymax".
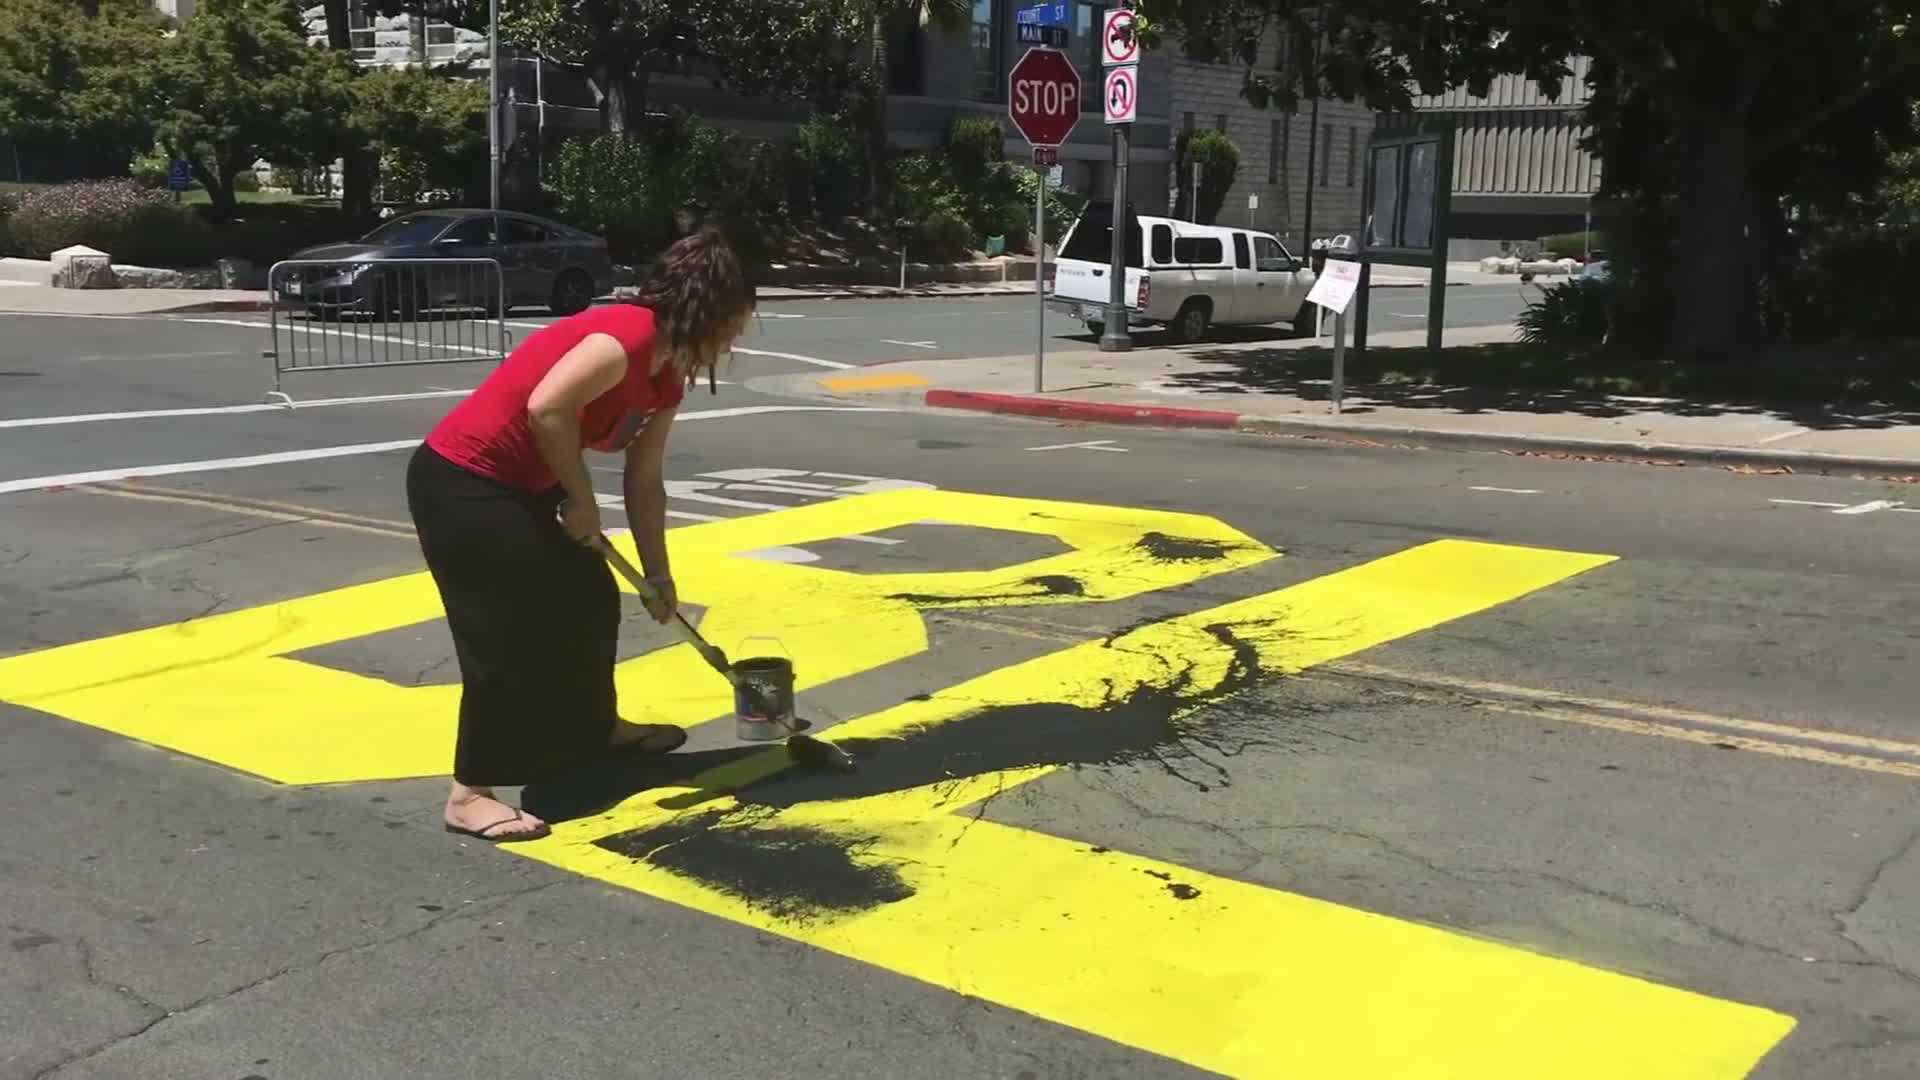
[{"xmin": 628, "ymin": 227, "xmax": 756, "ymax": 387}]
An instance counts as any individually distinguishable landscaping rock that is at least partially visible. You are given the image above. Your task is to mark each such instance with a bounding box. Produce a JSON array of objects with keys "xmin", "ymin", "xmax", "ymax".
[
  {"xmin": 50, "ymin": 245, "xmax": 117, "ymax": 289},
  {"xmin": 110, "ymin": 264, "xmax": 222, "ymax": 289},
  {"xmin": 218, "ymin": 257, "xmax": 259, "ymax": 290},
  {"xmin": 1480, "ymin": 255, "xmax": 1524, "ymax": 274}
]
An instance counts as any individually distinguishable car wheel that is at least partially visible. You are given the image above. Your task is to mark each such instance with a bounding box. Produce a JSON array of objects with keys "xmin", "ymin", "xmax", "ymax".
[
  {"xmin": 1169, "ymin": 300, "xmax": 1211, "ymax": 344},
  {"xmin": 1290, "ymin": 301, "xmax": 1319, "ymax": 339},
  {"xmin": 1085, "ymin": 320, "xmax": 1105, "ymax": 339},
  {"xmin": 550, "ymin": 270, "xmax": 596, "ymax": 316}
]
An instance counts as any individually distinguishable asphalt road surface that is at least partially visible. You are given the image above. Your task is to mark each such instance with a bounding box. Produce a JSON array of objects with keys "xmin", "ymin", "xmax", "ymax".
[{"xmin": 2, "ymin": 299, "xmax": 1915, "ymax": 1079}]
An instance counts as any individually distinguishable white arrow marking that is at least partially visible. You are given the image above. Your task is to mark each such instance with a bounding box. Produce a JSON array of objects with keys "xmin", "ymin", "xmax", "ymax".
[
  {"xmin": 882, "ymin": 339, "xmax": 938, "ymax": 350},
  {"xmin": 1027, "ymin": 439, "xmax": 1129, "ymax": 453}
]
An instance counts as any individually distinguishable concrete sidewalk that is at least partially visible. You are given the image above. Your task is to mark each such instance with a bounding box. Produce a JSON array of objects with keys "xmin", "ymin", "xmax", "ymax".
[{"xmin": 755, "ymin": 325, "xmax": 1920, "ymax": 475}]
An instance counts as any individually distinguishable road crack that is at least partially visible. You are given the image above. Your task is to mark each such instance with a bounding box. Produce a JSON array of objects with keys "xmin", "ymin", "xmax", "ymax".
[{"xmin": 32, "ymin": 879, "xmax": 565, "ymax": 1078}]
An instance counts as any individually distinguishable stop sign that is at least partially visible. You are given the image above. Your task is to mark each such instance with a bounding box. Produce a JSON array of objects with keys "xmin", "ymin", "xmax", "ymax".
[{"xmin": 1008, "ymin": 47, "xmax": 1081, "ymax": 148}]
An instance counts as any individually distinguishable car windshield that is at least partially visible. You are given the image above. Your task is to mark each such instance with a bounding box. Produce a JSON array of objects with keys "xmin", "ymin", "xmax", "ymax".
[{"xmin": 360, "ymin": 215, "xmax": 454, "ymax": 247}]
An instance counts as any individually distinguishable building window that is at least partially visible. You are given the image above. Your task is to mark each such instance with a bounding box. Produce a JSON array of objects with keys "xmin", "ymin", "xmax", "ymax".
[
  {"xmin": 1268, "ymin": 118, "xmax": 1282, "ymax": 183},
  {"xmin": 1076, "ymin": 2, "xmax": 1103, "ymax": 110},
  {"xmin": 972, "ymin": 0, "xmax": 1000, "ymax": 102},
  {"xmin": 1216, "ymin": 114, "xmax": 1228, "ymax": 132},
  {"xmin": 1320, "ymin": 124, "xmax": 1333, "ymax": 187},
  {"xmin": 1346, "ymin": 127, "xmax": 1358, "ymax": 186},
  {"xmin": 1182, "ymin": 112, "xmax": 1195, "ymax": 136}
]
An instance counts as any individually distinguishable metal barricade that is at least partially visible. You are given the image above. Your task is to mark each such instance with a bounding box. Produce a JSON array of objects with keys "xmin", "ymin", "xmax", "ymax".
[{"xmin": 263, "ymin": 257, "xmax": 514, "ymax": 405}]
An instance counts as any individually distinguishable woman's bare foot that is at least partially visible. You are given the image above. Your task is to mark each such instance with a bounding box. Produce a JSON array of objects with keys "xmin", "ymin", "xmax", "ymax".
[
  {"xmin": 608, "ymin": 721, "xmax": 688, "ymax": 755},
  {"xmin": 443, "ymin": 784, "xmax": 548, "ymax": 842}
]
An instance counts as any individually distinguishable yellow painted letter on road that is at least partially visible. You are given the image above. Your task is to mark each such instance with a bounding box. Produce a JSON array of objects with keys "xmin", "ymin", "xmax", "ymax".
[
  {"xmin": 520, "ymin": 540, "xmax": 1795, "ymax": 1079},
  {"xmin": 0, "ymin": 490, "xmax": 1270, "ymax": 784}
]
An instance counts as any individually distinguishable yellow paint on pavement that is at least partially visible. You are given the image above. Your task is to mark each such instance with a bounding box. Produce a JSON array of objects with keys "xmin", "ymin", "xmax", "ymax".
[
  {"xmin": 0, "ymin": 490, "xmax": 1270, "ymax": 783},
  {"xmin": 818, "ymin": 371, "xmax": 931, "ymax": 392},
  {"xmin": 515, "ymin": 540, "xmax": 1795, "ymax": 1077}
]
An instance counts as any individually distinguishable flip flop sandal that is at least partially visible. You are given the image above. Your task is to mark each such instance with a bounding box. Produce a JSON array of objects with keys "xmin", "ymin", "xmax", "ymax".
[
  {"xmin": 444, "ymin": 809, "xmax": 550, "ymax": 844},
  {"xmin": 610, "ymin": 723, "xmax": 688, "ymax": 756}
]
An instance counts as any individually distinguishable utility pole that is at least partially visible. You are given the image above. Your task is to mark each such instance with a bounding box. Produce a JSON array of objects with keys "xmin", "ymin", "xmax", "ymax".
[
  {"xmin": 488, "ymin": 0, "xmax": 501, "ymax": 212},
  {"xmin": 1099, "ymin": 1, "xmax": 1136, "ymax": 353}
]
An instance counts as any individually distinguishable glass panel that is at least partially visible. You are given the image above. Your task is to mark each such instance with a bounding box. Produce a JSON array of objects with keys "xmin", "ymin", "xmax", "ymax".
[
  {"xmin": 1403, "ymin": 141, "xmax": 1439, "ymax": 251},
  {"xmin": 1173, "ymin": 237, "xmax": 1224, "ymax": 264},
  {"xmin": 1231, "ymin": 233, "xmax": 1250, "ymax": 269},
  {"xmin": 1369, "ymin": 145, "xmax": 1402, "ymax": 248},
  {"xmin": 1151, "ymin": 225, "xmax": 1173, "ymax": 264},
  {"xmin": 1254, "ymin": 236, "xmax": 1289, "ymax": 271},
  {"xmin": 972, "ymin": 0, "xmax": 997, "ymax": 102},
  {"xmin": 1078, "ymin": 3, "xmax": 1101, "ymax": 111}
]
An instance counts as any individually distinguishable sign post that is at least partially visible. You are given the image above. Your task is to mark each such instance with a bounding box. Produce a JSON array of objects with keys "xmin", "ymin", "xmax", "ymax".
[
  {"xmin": 1008, "ymin": 46, "xmax": 1080, "ymax": 392},
  {"xmin": 1100, "ymin": 5, "xmax": 1139, "ymax": 354},
  {"xmin": 165, "ymin": 160, "xmax": 193, "ymax": 202},
  {"xmin": 1303, "ymin": 257, "xmax": 1362, "ymax": 413}
]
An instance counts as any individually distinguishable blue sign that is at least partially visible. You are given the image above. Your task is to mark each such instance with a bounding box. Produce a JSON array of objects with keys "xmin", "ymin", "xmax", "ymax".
[
  {"xmin": 166, "ymin": 159, "xmax": 193, "ymax": 192},
  {"xmin": 1016, "ymin": 2, "xmax": 1069, "ymax": 26}
]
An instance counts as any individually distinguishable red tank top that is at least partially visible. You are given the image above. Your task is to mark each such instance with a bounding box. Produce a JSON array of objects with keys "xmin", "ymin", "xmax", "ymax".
[{"xmin": 425, "ymin": 305, "xmax": 685, "ymax": 492}]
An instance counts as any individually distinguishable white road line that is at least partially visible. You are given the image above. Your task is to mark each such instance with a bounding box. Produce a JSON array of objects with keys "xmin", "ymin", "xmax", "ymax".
[
  {"xmin": 1834, "ymin": 499, "xmax": 1904, "ymax": 515},
  {"xmin": 882, "ymin": 339, "xmax": 938, "ymax": 350},
  {"xmin": 1770, "ymin": 498, "xmax": 1847, "ymax": 509},
  {"xmin": 0, "ymin": 389, "xmax": 472, "ymax": 430},
  {"xmin": 1756, "ymin": 427, "xmax": 1812, "ymax": 445},
  {"xmin": 1027, "ymin": 439, "xmax": 1129, "ymax": 453},
  {"xmin": 731, "ymin": 346, "xmax": 853, "ymax": 370},
  {"xmin": 1, "ymin": 310, "xmax": 504, "ymax": 357},
  {"xmin": 0, "ymin": 439, "xmax": 421, "ymax": 495},
  {"xmin": 1469, "ymin": 485, "xmax": 1541, "ymax": 495},
  {"xmin": 0, "ymin": 406, "xmax": 889, "ymax": 495}
]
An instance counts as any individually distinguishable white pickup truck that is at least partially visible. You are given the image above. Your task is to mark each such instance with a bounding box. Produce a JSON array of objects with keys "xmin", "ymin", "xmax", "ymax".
[{"xmin": 1047, "ymin": 203, "xmax": 1320, "ymax": 342}]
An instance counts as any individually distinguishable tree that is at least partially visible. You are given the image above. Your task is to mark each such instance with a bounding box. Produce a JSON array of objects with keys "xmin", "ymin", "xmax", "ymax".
[
  {"xmin": 348, "ymin": 64, "xmax": 488, "ymax": 202},
  {"xmin": 1137, "ymin": 0, "xmax": 1920, "ymax": 354},
  {"xmin": 1174, "ymin": 129, "xmax": 1241, "ymax": 224},
  {"xmin": 148, "ymin": 0, "xmax": 354, "ymax": 220},
  {"xmin": 0, "ymin": 0, "xmax": 167, "ymax": 178},
  {"xmin": 382, "ymin": 0, "xmax": 871, "ymax": 136},
  {"xmin": 319, "ymin": 0, "xmax": 378, "ymax": 222},
  {"xmin": 857, "ymin": 0, "xmax": 971, "ymax": 207}
]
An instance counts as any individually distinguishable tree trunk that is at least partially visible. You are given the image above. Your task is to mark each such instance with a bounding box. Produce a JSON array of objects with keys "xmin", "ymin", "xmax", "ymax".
[
  {"xmin": 1671, "ymin": 109, "xmax": 1752, "ymax": 358},
  {"xmin": 321, "ymin": 0, "xmax": 377, "ymax": 222},
  {"xmin": 866, "ymin": 14, "xmax": 889, "ymax": 212},
  {"xmin": 592, "ymin": 58, "xmax": 650, "ymax": 136},
  {"xmin": 199, "ymin": 164, "xmax": 239, "ymax": 222}
]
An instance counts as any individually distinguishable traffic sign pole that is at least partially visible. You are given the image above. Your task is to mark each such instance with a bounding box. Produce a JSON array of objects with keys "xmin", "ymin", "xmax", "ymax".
[
  {"xmin": 1099, "ymin": 4, "xmax": 1138, "ymax": 354},
  {"xmin": 1008, "ymin": 45, "xmax": 1081, "ymax": 391}
]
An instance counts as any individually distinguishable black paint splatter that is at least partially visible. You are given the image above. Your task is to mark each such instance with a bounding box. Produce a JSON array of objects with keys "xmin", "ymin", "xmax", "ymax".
[
  {"xmin": 595, "ymin": 809, "xmax": 914, "ymax": 923},
  {"xmin": 1166, "ymin": 883, "xmax": 1201, "ymax": 900},
  {"xmin": 888, "ymin": 575, "xmax": 1085, "ymax": 607},
  {"xmin": 1134, "ymin": 533, "xmax": 1240, "ymax": 562},
  {"xmin": 730, "ymin": 621, "xmax": 1276, "ymax": 807}
]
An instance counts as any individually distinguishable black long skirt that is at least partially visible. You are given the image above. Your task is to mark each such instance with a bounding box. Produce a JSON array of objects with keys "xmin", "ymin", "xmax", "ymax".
[{"xmin": 405, "ymin": 443, "xmax": 619, "ymax": 786}]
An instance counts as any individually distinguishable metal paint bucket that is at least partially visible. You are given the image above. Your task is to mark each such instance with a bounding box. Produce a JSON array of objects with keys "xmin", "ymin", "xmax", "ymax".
[{"xmin": 732, "ymin": 637, "xmax": 795, "ymax": 742}]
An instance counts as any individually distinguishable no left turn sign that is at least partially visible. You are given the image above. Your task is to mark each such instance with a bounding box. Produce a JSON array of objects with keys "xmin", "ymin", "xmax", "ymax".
[{"xmin": 1104, "ymin": 65, "xmax": 1137, "ymax": 125}]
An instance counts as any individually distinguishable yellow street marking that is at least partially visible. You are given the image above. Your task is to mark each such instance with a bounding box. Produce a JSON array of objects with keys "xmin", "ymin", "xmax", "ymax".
[
  {"xmin": 0, "ymin": 490, "xmax": 1271, "ymax": 783},
  {"xmin": 819, "ymin": 371, "xmax": 930, "ymax": 392},
  {"xmin": 515, "ymin": 540, "xmax": 1794, "ymax": 1077}
]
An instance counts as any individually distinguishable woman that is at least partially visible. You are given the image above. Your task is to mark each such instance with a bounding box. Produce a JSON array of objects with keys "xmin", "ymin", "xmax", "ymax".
[{"xmin": 406, "ymin": 228, "xmax": 755, "ymax": 843}]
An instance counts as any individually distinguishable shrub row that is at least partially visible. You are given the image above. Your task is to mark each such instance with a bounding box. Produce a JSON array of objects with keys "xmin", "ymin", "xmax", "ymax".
[{"xmin": 0, "ymin": 179, "xmax": 220, "ymax": 266}]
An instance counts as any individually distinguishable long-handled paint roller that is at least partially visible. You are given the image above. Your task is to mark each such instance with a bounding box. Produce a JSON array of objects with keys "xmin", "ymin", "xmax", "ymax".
[{"xmin": 597, "ymin": 536, "xmax": 857, "ymax": 773}]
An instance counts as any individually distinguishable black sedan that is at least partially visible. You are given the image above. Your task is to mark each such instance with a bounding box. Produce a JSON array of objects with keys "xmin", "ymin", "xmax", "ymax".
[{"xmin": 276, "ymin": 209, "xmax": 615, "ymax": 318}]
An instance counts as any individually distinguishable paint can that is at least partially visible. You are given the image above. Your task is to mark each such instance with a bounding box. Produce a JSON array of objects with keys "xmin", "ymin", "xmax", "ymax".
[{"xmin": 732, "ymin": 637, "xmax": 795, "ymax": 742}]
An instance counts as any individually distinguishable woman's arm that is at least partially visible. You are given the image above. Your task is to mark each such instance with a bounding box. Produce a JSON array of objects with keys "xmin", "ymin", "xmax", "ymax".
[
  {"xmin": 622, "ymin": 405, "xmax": 678, "ymax": 622},
  {"xmin": 527, "ymin": 332, "xmax": 628, "ymax": 544}
]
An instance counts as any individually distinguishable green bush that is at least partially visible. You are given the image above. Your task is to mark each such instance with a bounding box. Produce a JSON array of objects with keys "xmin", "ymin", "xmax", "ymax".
[
  {"xmin": 0, "ymin": 190, "xmax": 16, "ymax": 256},
  {"xmin": 130, "ymin": 147, "xmax": 172, "ymax": 189},
  {"xmin": 1175, "ymin": 129, "xmax": 1241, "ymax": 225},
  {"xmin": 1013, "ymin": 168, "xmax": 1085, "ymax": 250},
  {"xmin": 1541, "ymin": 231, "xmax": 1605, "ymax": 260},
  {"xmin": 1517, "ymin": 276, "xmax": 1612, "ymax": 349},
  {"xmin": 889, "ymin": 152, "xmax": 976, "ymax": 258},
  {"xmin": 232, "ymin": 169, "xmax": 261, "ymax": 193},
  {"xmin": 792, "ymin": 116, "xmax": 862, "ymax": 218},
  {"xmin": 1766, "ymin": 226, "xmax": 1920, "ymax": 343},
  {"xmin": 547, "ymin": 133, "xmax": 674, "ymax": 257},
  {"xmin": 6, "ymin": 179, "xmax": 219, "ymax": 266}
]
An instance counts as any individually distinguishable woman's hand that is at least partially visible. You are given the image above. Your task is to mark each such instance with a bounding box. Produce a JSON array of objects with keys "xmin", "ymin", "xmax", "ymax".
[
  {"xmin": 558, "ymin": 498, "xmax": 602, "ymax": 547},
  {"xmin": 640, "ymin": 576, "xmax": 677, "ymax": 625}
]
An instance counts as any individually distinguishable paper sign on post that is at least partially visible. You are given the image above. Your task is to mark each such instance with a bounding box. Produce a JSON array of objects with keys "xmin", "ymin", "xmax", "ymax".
[{"xmin": 1306, "ymin": 258, "xmax": 1362, "ymax": 315}]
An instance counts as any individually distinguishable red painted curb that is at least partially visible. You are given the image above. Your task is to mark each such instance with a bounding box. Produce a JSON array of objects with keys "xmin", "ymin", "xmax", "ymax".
[{"xmin": 925, "ymin": 389, "xmax": 1241, "ymax": 429}]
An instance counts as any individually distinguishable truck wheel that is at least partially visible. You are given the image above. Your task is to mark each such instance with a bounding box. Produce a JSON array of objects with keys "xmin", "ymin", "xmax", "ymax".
[
  {"xmin": 1169, "ymin": 300, "xmax": 1211, "ymax": 344},
  {"xmin": 1085, "ymin": 320, "xmax": 1105, "ymax": 338},
  {"xmin": 1290, "ymin": 301, "xmax": 1320, "ymax": 338}
]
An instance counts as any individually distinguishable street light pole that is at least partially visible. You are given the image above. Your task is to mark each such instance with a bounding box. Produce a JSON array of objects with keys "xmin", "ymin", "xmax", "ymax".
[{"xmin": 488, "ymin": 0, "xmax": 500, "ymax": 211}]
